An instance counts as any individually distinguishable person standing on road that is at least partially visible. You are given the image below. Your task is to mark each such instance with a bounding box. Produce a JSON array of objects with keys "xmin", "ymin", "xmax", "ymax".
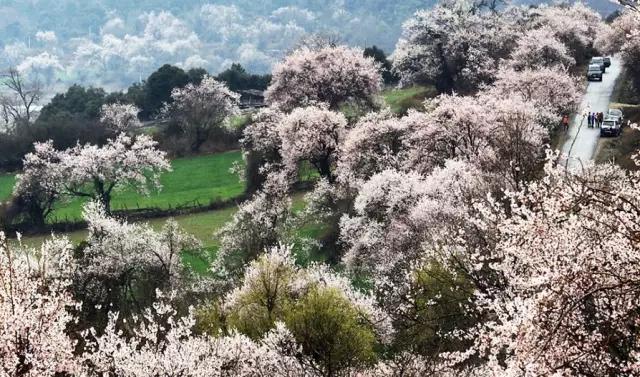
[
  {"xmin": 598, "ymin": 112, "xmax": 604, "ymax": 127},
  {"xmin": 562, "ymin": 114, "xmax": 570, "ymax": 132},
  {"xmin": 587, "ymin": 112, "xmax": 593, "ymax": 128}
]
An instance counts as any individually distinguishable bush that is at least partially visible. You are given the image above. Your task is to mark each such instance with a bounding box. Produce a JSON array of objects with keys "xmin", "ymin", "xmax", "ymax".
[{"xmin": 284, "ymin": 287, "xmax": 378, "ymax": 374}]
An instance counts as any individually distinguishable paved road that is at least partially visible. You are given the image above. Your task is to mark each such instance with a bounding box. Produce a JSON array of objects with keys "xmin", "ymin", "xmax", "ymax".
[{"xmin": 561, "ymin": 57, "xmax": 622, "ymax": 171}]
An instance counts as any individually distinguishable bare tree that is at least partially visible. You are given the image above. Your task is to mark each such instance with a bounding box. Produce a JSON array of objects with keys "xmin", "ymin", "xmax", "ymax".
[{"xmin": 0, "ymin": 68, "xmax": 42, "ymax": 130}]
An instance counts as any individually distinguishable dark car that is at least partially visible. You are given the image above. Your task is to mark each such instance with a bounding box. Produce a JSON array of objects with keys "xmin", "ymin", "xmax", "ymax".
[
  {"xmin": 587, "ymin": 64, "xmax": 603, "ymax": 81},
  {"xmin": 600, "ymin": 118, "xmax": 621, "ymax": 137},
  {"xmin": 590, "ymin": 57, "xmax": 606, "ymax": 73},
  {"xmin": 603, "ymin": 57, "xmax": 611, "ymax": 68}
]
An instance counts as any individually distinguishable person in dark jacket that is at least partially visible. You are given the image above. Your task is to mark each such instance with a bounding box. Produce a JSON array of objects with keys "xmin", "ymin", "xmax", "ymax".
[{"xmin": 598, "ymin": 112, "xmax": 604, "ymax": 127}]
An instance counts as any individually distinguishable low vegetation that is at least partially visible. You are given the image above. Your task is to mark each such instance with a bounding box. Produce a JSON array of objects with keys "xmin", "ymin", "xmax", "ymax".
[{"xmin": 382, "ymin": 85, "xmax": 437, "ymax": 115}]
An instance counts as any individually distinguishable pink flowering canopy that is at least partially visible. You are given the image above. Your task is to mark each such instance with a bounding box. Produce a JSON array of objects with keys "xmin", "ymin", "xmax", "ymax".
[{"xmin": 265, "ymin": 45, "xmax": 383, "ymax": 111}]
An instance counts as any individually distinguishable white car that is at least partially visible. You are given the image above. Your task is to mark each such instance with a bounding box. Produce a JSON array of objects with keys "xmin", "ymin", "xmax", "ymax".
[
  {"xmin": 607, "ymin": 108, "xmax": 624, "ymax": 125},
  {"xmin": 600, "ymin": 118, "xmax": 621, "ymax": 137}
]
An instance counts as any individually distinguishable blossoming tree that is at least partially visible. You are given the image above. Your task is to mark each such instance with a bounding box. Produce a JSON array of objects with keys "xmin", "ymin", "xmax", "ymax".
[
  {"xmin": 507, "ymin": 27, "xmax": 576, "ymax": 71},
  {"xmin": 59, "ymin": 133, "xmax": 171, "ymax": 214},
  {"xmin": 99, "ymin": 103, "xmax": 143, "ymax": 133},
  {"xmin": 164, "ymin": 75, "xmax": 240, "ymax": 152},
  {"xmin": 393, "ymin": 0, "xmax": 516, "ymax": 93},
  {"xmin": 12, "ymin": 141, "xmax": 63, "ymax": 227},
  {"xmin": 0, "ymin": 233, "xmax": 80, "ymax": 376},
  {"xmin": 265, "ymin": 45, "xmax": 382, "ymax": 112}
]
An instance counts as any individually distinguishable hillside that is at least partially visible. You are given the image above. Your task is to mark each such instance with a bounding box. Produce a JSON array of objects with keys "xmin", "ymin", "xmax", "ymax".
[{"xmin": 0, "ymin": 0, "xmax": 618, "ymax": 92}]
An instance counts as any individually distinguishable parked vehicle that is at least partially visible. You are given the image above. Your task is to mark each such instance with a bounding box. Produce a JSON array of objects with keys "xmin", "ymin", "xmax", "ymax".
[
  {"xmin": 590, "ymin": 57, "xmax": 606, "ymax": 73},
  {"xmin": 603, "ymin": 57, "xmax": 611, "ymax": 68},
  {"xmin": 587, "ymin": 64, "xmax": 603, "ymax": 81},
  {"xmin": 600, "ymin": 117, "xmax": 621, "ymax": 137},
  {"xmin": 607, "ymin": 108, "xmax": 624, "ymax": 125}
]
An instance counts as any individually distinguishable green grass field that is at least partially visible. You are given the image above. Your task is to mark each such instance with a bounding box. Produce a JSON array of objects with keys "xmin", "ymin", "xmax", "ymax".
[
  {"xmin": 0, "ymin": 151, "xmax": 245, "ymax": 222},
  {"xmin": 0, "ymin": 174, "xmax": 15, "ymax": 201},
  {"xmin": 382, "ymin": 85, "xmax": 437, "ymax": 115}
]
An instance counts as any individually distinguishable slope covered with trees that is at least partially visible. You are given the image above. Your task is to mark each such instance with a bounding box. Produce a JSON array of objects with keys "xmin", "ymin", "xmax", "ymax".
[
  {"xmin": 0, "ymin": 0, "xmax": 618, "ymax": 91},
  {"xmin": 2, "ymin": 0, "xmax": 640, "ymax": 376}
]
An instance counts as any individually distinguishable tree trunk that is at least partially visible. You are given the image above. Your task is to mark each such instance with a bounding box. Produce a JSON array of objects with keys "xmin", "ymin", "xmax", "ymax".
[
  {"xmin": 94, "ymin": 179, "xmax": 112, "ymax": 215},
  {"xmin": 315, "ymin": 156, "xmax": 335, "ymax": 183},
  {"xmin": 191, "ymin": 127, "xmax": 209, "ymax": 152}
]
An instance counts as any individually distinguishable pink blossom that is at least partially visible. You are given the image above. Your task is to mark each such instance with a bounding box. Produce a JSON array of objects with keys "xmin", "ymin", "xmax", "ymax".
[{"xmin": 266, "ymin": 45, "xmax": 382, "ymax": 111}]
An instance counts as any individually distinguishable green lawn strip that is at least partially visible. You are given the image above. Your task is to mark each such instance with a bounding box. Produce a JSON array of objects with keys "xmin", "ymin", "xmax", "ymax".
[
  {"xmin": 0, "ymin": 174, "xmax": 15, "ymax": 201},
  {"xmin": 18, "ymin": 191, "xmax": 323, "ymax": 275},
  {"xmin": 382, "ymin": 85, "xmax": 437, "ymax": 115}
]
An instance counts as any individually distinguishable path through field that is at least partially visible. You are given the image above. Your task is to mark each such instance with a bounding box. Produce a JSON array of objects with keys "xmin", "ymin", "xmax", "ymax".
[{"xmin": 561, "ymin": 57, "xmax": 622, "ymax": 171}]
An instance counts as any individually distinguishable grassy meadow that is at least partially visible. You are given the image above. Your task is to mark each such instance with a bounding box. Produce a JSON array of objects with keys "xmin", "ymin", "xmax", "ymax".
[
  {"xmin": 0, "ymin": 150, "xmax": 244, "ymax": 222},
  {"xmin": 0, "ymin": 174, "xmax": 15, "ymax": 201},
  {"xmin": 382, "ymin": 85, "xmax": 436, "ymax": 115}
]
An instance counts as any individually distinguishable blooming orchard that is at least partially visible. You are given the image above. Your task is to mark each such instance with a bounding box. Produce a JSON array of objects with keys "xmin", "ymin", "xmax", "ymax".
[{"xmin": 5, "ymin": 1, "xmax": 634, "ymax": 375}]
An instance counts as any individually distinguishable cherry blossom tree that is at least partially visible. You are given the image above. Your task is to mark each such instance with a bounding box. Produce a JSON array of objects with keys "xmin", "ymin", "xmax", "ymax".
[
  {"xmin": 60, "ymin": 133, "xmax": 171, "ymax": 214},
  {"xmin": 393, "ymin": 0, "xmax": 516, "ymax": 93},
  {"xmin": 84, "ymin": 293, "xmax": 309, "ymax": 376},
  {"xmin": 400, "ymin": 93, "xmax": 546, "ymax": 189},
  {"xmin": 278, "ymin": 105, "xmax": 347, "ymax": 182},
  {"xmin": 12, "ymin": 141, "xmax": 63, "ymax": 227},
  {"xmin": 402, "ymin": 94, "xmax": 495, "ymax": 173},
  {"xmin": 336, "ymin": 110, "xmax": 409, "ymax": 189},
  {"xmin": 481, "ymin": 94, "xmax": 547, "ymax": 190},
  {"xmin": 81, "ymin": 202, "xmax": 200, "ymax": 288},
  {"xmin": 340, "ymin": 169, "xmax": 429, "ymax": 278},
  {"xmin": 214, "ymin": 172, "xmax": 293, "ymax": 278},
  {"xmin": 0, "ymin": 233, "xmax": 80, "ymax": 376},
  {"xmin": 241, "ymin": 107, "xmax": 284, "ymax": 158},
  {"xmin": 487, "ymin": 67, "xmax": 581, "ymax": 125},
  {"xmin": 448, "ymin": 158, "xmax": 640, "ymax": 375},
  {"xmin": 73, "ymin": 202, "xmax": 205, "ymax": 335},
  {"xmin": 531, "ymin": 3, "xmax": 602, "ymax": 64},
  {"xmin": 240, "ymin": 107, "xmax": 285, "ymax": 193},
  {"xmin": 164, "ymin": 75, "xmax": 240, "ymax": 152},
  {"xmin": 592, "ymin": 12, "xmax": 640, "ymax": 57},
  {"xmin": 99, "ymin": 103, "xmax": 142, "ymax": 133},
  {"xmin": 507, "ymin": 27, "xmax": 576, "ymax": 71},
  {"xmin": 265, "ymin": 45, "xmax": 382, "ymax": 112},
  {"xmin": 340, "ymin": 160, "xmax": 490, "ymax": 279}
]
